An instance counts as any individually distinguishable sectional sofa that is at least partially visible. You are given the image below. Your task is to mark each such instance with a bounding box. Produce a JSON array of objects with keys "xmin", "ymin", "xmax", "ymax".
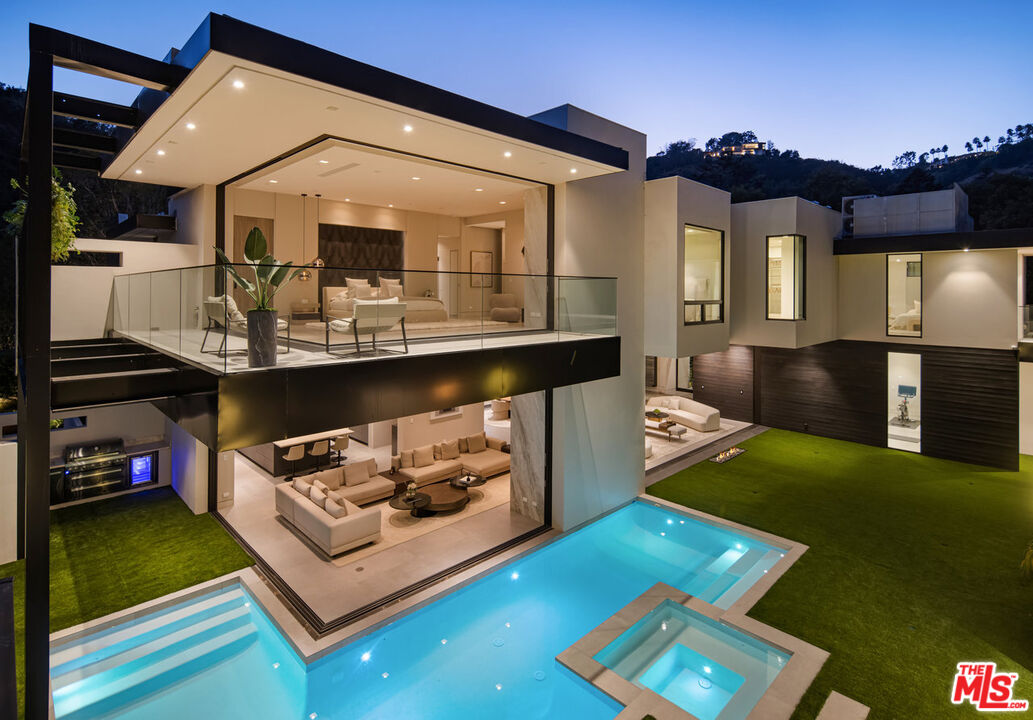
[
  {"xmin": 275, "ymin": 475, "xmax": 382, "ymax": 556},
  {"xmin": 645, "ymin": 396, "xmax": 721, "ymax": 432},
  {"xmin": 391, "ymin": 431, "xmax": 510, "ymax": 485}
]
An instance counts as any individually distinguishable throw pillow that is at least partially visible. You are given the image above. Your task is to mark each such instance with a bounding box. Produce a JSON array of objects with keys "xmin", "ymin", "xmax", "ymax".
[
  {"xmin": 354, "ymin": 283, "xmax": 375, "ymax": 299},
  {"xmin": 386, "ymin": 284, "xmax": 404, "ymax": 298},
  {"xmin": 343, "ymin": 462, "xmax": 370, "ymax": 487},
  {"xmin": 324, "ymin": 499, "xmax": 348, "ymax": 518},
  {"xmin": 292, "ymin": 478, "xmax": 312, "ymax": 496},
  {"xmin": 346, "ymin": 277, "xmax": 370, "ymax": 289},
  {"xmin": 312, "ymin": 468, "xmax": 342, "ymax": 491},
  {"xmin": 441, "ymin": 438, "xmax": 460, "ymax": 460},
  {"xmin": 327, "ymin": 489, "xmax": 346, "ymax": 506},
  {"xmin": 466, "ymin": 432, "xmax": 487, "ymax": 454},
  {"xmin": 309, "ymin": 486, "xmax": 327, "ymax": 508},
  {"xmin": 312, "ymin": 479, "xmax": 330, "ymax": 495},
  {"xmin": 413, "ymin": 444, "xmax": 435, "ymax": 467},
  {"xmin": 401, "ymin": 450, "xmax": 414, "ymax": 468},
  {"xmin": 433, "ymin": 443, "xmax": 442, "ymax": 461},
  {"xmin": 379, "ymin": 277, "xmax": 401, "ymax": 287}
]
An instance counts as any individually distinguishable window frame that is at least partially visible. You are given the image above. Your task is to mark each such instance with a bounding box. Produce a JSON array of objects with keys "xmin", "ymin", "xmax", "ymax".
[
  {"xmin": 682, "ymin": 223, "xmax": 725, "ymax": 326},
  {"xmin": 885, "ymin": 252, "xmax": 923, "ymax": 339},
  {"xmin": 765, "ymin": 234, "xmax": 806, "ymax": 321}
]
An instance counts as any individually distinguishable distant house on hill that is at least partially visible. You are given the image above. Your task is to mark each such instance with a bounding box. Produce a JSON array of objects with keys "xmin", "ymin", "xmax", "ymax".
[{"xmin": 705, "ymin": 141, "xmax": 771, "ymax": 158}]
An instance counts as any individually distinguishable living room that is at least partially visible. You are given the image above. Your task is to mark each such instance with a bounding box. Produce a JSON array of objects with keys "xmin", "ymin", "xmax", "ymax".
[{"xmin": 218, "ymin": 391, "xmax": 544, "ymax": 628}]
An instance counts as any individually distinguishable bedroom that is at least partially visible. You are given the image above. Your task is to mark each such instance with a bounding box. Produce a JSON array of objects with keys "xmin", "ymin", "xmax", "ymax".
[{"xmin": 220, "ymin": 137, "xmax": 549, "ymax": 354}]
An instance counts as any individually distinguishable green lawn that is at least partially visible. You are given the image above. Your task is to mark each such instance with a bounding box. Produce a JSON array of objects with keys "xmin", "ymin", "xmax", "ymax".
[
  {"xmin": 647, "ymin": 429, "xmax": 1033, "ymax": 719},
  {"xmin": 1, "ymin": 487, "xmax": 254, "ymax": 718}
]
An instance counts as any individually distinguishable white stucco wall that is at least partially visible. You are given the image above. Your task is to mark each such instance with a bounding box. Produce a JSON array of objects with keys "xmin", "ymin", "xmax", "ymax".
[
  {"xmin": 1021, "ymin": 363, "xmax": 1033, "ymax": 456},
  {"xmin": 168, "ymin": 419, "xmax": 208, "ymax": 515},
  {"xmin": 838, "ymin": 249, "xmax": 1018, "ymax": 349},
  {"xmin": 729, "ymin": 197, "xmax": 839, "ymax": 349},
  {"xmin": 644, "ymin": 177, "xmax": 731, "ymax": 359},
  {"xmin": 537, "ymin": 105, "xmax": 646, "ymax": 531},
  {"xmin": 0, "ymin": 441, "xmax": 16, "ymax": 564}
]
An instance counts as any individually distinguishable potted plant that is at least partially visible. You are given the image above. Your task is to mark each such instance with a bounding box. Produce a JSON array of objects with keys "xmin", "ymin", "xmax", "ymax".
[{"xmin": 214, "ymin": 227, "xmax": 307, "ymax": 368}]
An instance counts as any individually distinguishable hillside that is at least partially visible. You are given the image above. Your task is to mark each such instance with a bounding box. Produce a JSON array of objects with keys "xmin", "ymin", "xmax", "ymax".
[{"xmin": 647, "ymin": 135, "xmax": 1033, "ymax": 230}]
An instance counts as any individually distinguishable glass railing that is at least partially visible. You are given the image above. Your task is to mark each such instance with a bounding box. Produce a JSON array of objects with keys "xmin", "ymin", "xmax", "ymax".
[
  {"xmin": 1022, "ymin": 306, "xmax": 1033, "ymax": 340},
  {"xmin": 110, "ymin": 264, "xmax": 617, "ymax": 374}
]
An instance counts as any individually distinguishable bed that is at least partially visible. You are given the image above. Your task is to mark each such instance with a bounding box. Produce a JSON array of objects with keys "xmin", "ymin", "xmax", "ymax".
[{"xmin": 322, "ymin": 285, "xmax": 448, "ymax": 323}]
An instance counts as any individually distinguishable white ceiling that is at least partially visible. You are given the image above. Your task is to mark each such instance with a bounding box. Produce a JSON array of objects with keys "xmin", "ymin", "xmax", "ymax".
[
  {"xmin": 234, "ymin": 138, "xmax": 537, "ymax": 216},
  {"xmin": 104, "ymin": 53, "xmax": 619, "ymax": 190}
]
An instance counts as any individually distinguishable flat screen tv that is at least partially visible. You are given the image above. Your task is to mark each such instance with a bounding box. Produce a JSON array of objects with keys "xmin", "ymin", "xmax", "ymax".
[{"xmin": 898, "ymin": 385, "xmax": 917, "ymax": 398}]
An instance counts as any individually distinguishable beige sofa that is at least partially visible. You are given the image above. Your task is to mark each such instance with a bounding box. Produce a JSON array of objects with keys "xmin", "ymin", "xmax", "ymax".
[
  {"xmin": 646, "ymin": 396, "xmax": 720, "ymax": 432},
  {"xmin": 391, "ymin": 432, "xmax": 510, "ymax": 484},
  {"xmin": 275, "ymin": 481, "xmax": 381, "ymax": 556},
  {"xmin": 295, "ymin": 458, "xmax": 394, "ymax": 506}
]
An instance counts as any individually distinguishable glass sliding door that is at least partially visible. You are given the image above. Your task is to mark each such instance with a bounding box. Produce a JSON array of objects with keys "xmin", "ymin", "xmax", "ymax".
[
  {"xmin": 766, "ymin": 235, "xmax": 805, "ymax": 320},
  {"xmin": 887, "ymin": 351, "xmax": 921, "ymax": 452},
  {"xmin": 683, "ymin": 225, "xmax": 724, "ymax": 324},
  {"xmin": 887, "ymin": 253, "xmax": 922, "ymax": 337}
]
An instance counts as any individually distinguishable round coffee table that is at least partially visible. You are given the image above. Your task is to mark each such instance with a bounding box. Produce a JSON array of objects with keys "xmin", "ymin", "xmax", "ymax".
[
  {"xmin": 416, "ymin": 482, "xmax": 470, "ymax": 516},
  {"xmin": 451, "ymin": 472, "xmax": 486, "ymax": 489},
  {"xmin": 388, "ymin": 492, "xmax": 430, "ymax": 517},
  {"xmin": 646, "ymin": 410, "xmax": 669, "ymax": 421}
]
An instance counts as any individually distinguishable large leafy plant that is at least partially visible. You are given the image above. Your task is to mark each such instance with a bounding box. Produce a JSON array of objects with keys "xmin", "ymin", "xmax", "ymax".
[
  {"xmin": 4, "ymin": 168, "xmax": 80, "ymax": 262},
  {"xmin": 214, "ymin": 227, "xmax": 306, "ymax": 312}
]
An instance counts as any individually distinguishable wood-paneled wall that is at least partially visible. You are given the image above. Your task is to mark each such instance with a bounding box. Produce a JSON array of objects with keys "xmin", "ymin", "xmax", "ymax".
[{"xmin": 692, "ymin": 345, "xmax": 754, "ymax": 422}]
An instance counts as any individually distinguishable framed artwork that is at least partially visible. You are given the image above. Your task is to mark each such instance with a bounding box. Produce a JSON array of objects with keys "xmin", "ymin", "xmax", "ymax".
[
  {"xmin": 430, "ymin": 407, "xmax": 462, "ymax": 421},
  {"xmin": 470, "ymin": 250, "xmax": 493, "ymax": 287}
]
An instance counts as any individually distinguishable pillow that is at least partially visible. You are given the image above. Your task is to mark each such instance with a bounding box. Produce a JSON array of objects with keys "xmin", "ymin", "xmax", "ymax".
[
  {"xmin": 331, "ymin": 290, "xmax": 351, "ymax": 303},
  {"xmin": 458, "ymin": 436, "xmax": 469, "ymax": 453},
  {"xmin": 413, "ymin": 444, "xmax": 435, "ymax": 467},
  {"xmin": 207, "ymin": 295, "xmax": 245, "ymax": 323},
  {"xmin": 354, "ymin": 283, "xmax": 375, "ymax": 299},
  {"xmin": 346, "ymin": 277, "xmax": 370, "ymax": 289},
  {"xmin": 440, "ymin": 438, "xmax": 460, "ymax": 460},
  {"xmin": 324, "ymin": 499, "xmax": 348, "ymax": 518},
  {"xmin": 353, "ymin": 297, "xmax": 399, "ymax": 305},
  {"xmin": 309, "ymin": 486, "xmax": 327, "ymax": 508},
  {"xmin": 312, "ymin": 468, "xmax": 342, "ymax": 491},
  {"xmin": 343, "ymin": 462, "xmax": 370, "ymax": 487},
  {"xmin": 292, "ymin": 478, "xmax": 312, "ymax": 496},
  {"xmin": 466, "ymin": 432, "xmax": 487, "ymax": 454},
  {"xmin": 379, "ymin": 277, "xmax": 402, "ymax": 287},
  {"xmin": 312, "ymin": 479, "xmax": 330, "ymax": 495},
  {"xmin": 386, "ymin": 284, "xmax": 404, "ymax": 298},
  {"xmin": 400, "ymin": 450, "xmax": 414, "ymax": 468},
  {"xmin": 327, "ymin": 489, "xmax": 346, "ymax": 506},
  {"xmin": 433, "ymin": 443, "xmax": 442, "ymax": 461}
]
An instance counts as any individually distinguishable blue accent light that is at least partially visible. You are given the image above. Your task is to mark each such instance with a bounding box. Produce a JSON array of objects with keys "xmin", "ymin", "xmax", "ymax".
[{"xmin": 130, "ymin": 454, "xmax": 153, "ymax": 485}]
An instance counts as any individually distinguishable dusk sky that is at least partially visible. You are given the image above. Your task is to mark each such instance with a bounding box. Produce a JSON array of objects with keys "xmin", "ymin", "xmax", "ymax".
[{"xmin": 2, "ymin": 0, "xmax": 1030, "ymax": 168}]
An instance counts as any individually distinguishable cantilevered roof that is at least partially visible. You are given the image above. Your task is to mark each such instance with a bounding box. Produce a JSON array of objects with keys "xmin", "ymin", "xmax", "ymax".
[{"xmin": 102, "ymin": 14, "xmax": 629, "ymax": 188}]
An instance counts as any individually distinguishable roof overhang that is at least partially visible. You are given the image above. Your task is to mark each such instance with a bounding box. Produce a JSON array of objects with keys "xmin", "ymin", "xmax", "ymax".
[
  {"xmin": 103, "ymin": 14, "xmax": 629, "ymax": 188},
  {"xmin": 834, "ymin": 227, "xmax": 1033, "ymax": 255}
]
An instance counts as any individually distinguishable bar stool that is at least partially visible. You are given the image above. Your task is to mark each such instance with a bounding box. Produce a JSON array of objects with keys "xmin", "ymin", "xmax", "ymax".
[
  {"xmin": 282, "ymin": 445, "xmax": 305, "ymax": 479},
  {"xmin": 308, "ymin": 440, "xmax": 330, "ymax": 471},
  {"xmin": 331, "ymin": 435, "xmax": 350, "ymax": 467}
]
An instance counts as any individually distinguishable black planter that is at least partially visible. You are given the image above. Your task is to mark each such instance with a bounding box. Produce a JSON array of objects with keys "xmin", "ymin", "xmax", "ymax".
[{"xmin": 247, "ymin": 310, "xmax": 279, "ymax": 368}]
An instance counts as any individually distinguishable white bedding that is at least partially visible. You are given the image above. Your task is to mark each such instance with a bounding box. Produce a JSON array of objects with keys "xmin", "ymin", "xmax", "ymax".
[{"xmin": 322, "ymin": 285, "xmax": 448, "ymax": 322}]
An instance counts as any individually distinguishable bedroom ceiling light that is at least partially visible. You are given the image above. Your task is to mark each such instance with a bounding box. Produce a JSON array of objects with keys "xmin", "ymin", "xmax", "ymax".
[
  {"xmin": 570, "ymin": 168, "xmax": 578, "ymax": 174},
  {"xmin": 474, "ymin": 188, "xmax": 483, "ymax": 192},
  {"xmin": 499, "ymin": 201, "xmax": 506, "ymax": 205},
  {"xmin": 388, "ymin": 204, "xmax": 394, "ymax": 208},
  {"xmin": 411, "ymin": 176, "xmax": 421, "ymax": 181},
  {"xmin": 319, "ymin": 159, "xmax": 329, "ymax": 164},
  {"xmin": 403, "ymin": 124, "xmax": 413, "ymax": 133},
  {"xmin": 268, "ymin": 179, "xmax": 278, "ymax": 184},
  {"xmin": 503, "ymin": 151, "xmax": 512, "ymax": 158},
  {"xmin": 185, "ymin": 122, "xmax": 196, "ymax": 130},
  {"xmin": 134, "ymin": 169, "xmax": 142, "ymax": 175},
  {"xmin": 156, "ymin": 149, "xmax": 166, "ymax": 156},
  {"xmin": 232, "ymin": 79, "xmax": 245, "ymax": 89}
]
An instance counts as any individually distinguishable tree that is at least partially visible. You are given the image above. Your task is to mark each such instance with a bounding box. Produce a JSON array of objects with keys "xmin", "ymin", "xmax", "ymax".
[
  {"xmin": 998, "ymin": 136, "xmax": 1006, "ymax": 149},
  {"xmin": 894, "ymin": 167, "xmax": 939, "ymax": 194},
  {"xmin": 918, "ymin": 152, "xmax": 930, "ymax": 165},
  {"xmin": 963, "ymin": 172, "xmax": 1033, "ymax": 229},
  {"xmin": 965, "ymin": 142, "xmax": 973, "ymax": 152},
  {"xmin": 983, "ymin": 135, "xmax": 991, "ymax": 149},
  {"xmin": 892, "ymin": 151, "xmax": 917, "ymax": 169},
  {"xmin": 973, "ymin": 137, "xmax": 983, "ymax": 150}
]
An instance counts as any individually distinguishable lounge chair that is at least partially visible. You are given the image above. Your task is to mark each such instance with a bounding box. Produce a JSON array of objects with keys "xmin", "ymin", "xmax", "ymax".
[
  {"xmin": 200, "ymin": 296, "xmax": 291, "ymax": 356},
  {"xmin": 325, "ymin": 298, "xmax": 408, "ymax": 356}
]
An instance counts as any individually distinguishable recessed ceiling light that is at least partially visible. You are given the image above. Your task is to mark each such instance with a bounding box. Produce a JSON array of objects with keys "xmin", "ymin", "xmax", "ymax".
[
  {"xmin": 134, "ymin": 169, "xmax": 142, "ymax": 175},
  {"xmin": 503, "ymin": 151, "xmax": 512, "ymax": 158},
  {"xmin": 156, "ymin": 150, "xmax": 165, "ymax": 156},
  {"xmin": 963, "ymin": 247, "xmax": 970, "ymax": 252},
  {"xmin": 326, "ymin": 105, "xmax": 339, "ymax": 111},
  {"xmin": 499, "ymin": 201, "xmax": 506, "ymax": 205},
  {"xmin": 268, "ymin": 179, "xmax": 278, "ymax": 184},
  {"xmin": 411, "ymin": 176, "xmax": 421, "ymax": 181},
  {"xmin": 388, "ymin": 204, "xmax": 394, "ymax": 208},
  {"xmin": 319, "ymin": 160, "xmax": 329, "ymax": 164},
  {"xmin": 403, "ymin": 125, "xmax": 413, "ymax": 133},
  {"xmin": 232, "ymin": 79, "xmax": 245, "ymax": 89},
  {"xmin": 570, "ymin": 168, "xmax": 578, "ymax": 174},
  {"xmin": 185, "ymin": 122, "xmax": 196, "ymax": 130},
  {"xmin": 345, "ymin": 198, "xmax": 351, "ymax": 202},
  {"xmin": 474, "ymin": 188, "xmax": 484, "ymax": 192}
]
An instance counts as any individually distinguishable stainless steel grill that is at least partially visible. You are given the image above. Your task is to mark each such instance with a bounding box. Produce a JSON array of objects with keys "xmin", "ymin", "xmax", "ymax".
[{"xmin": 60, "ymin": 439, "xmax": 128, "ymax": 501}]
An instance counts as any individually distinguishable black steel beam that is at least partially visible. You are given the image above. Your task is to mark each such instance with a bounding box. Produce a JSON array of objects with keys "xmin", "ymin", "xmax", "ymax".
[
  {"xmin": 53, "ymin": 92, "xmax": 139, "ymax": 128},
  {"xmin": 53, "ymin": 151, "xmax": 102, "ymax": 174},
  {"xmin": 54, "ymin": 127, "xmax": 118, "ymax": 154},
  {"xmin": 20, "ymin": 44, "xmax": 52, "ymax": 720},
  {"xmin": 216, "ymin": 335, "xmax": 620, "ymax": 451},
  {"xmin": 834, "ymin": 227, "xmax": 1033, "ymax": 255},
  {"xmin": 0, "ymin": 578, "xmax": 15, "ymax": 720},
  {"xmin": 51, "ymin": 367, "xmax": 218, "ymax": 411},
  {"xmin": 51, "ymin": 341, "xmax": 147, "ymax": 359},
  {"xmin": 31, "ymin": 24, "xmax": 188, "ymax": 92},
  {"xmin": 52, "ymin": 352, "xmax": 178, "ymax": 378}
]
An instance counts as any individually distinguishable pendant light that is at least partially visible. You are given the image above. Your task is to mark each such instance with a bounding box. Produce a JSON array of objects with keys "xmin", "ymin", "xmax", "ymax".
[
  {"xmin": 311, "ymin": 195, "xmax": 325, "ymax": 268},
  {"xmin": 298, "ymin": 192, "xmax": 312, "ymax": 282}
]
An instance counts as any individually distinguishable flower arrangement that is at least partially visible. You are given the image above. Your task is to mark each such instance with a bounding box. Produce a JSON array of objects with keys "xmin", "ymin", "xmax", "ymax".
[{"xmin": 405, "ymin": 481, "xmax": 418, "ymax": 500}]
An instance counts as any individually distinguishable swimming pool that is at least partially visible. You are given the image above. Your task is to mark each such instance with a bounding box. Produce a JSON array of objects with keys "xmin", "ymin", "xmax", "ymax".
[{"xmin": 51, "ymin": 499, "xmax": 784, "ymax": 719}]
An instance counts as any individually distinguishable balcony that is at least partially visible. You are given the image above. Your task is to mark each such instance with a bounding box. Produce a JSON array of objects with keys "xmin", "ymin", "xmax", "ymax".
[{"xmin": 111, "ymin": 265, "xmax": 617, "ymax": 375}]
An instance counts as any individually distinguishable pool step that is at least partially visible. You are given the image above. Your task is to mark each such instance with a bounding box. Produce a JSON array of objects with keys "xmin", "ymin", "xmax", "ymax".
[
  {"xmin": 713, "ymin": 550, "xmax": 782, "ymax": 608},
  {"xmin": 50, "ymin": 587, "xmax": 258, "ymax": 719}
]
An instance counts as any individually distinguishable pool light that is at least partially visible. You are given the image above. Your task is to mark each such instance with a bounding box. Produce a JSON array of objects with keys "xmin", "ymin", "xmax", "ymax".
[
  {"xmin": 495, "ymin": 683, "xmax": 502, "ymax": 691},
  {"xmin": 382, "ymin": 672, "xmax": 390, "ymax": 678},
  {"xmin": 735, "ymin": 543, "xmax": 743, "ymax": 550},
  {"xmin": 272, "ymin": 662, "xmax": 280, "ymax": 669},
  {"xmin": 698, "ymin": 677, "xmax": 713, "ymax": 689},
  {"xmin": 361, "ymin": 651, "xmax": 371, "ymax": 662},
  {"xmin": 510, "ymin": 571, "xmax": 519, "ymax": 580},
  {"xmin": 703, "ymin": 665, "xmax": 712, "ymax": 674},
  {"xmin": 667, "ymin": 519, "xmax": 673, "ymax": 525},
  {"xmin": 440, "ymin": 638, "xmax": 447, "ymax": 645}
]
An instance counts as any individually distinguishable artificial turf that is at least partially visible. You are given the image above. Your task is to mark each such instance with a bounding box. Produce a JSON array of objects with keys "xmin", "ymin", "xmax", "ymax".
[
  {"xmin": 0, "ymin": 487, "xmax": 254, "ymax": 718},
  {"xmin": 646, "ymin": 428, "xmax": 1033, "ymax": 719}
]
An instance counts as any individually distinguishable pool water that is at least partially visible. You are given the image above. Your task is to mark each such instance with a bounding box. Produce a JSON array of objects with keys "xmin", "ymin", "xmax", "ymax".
[
  {"xmin": 595, "ymin": 599, "xmax": 790, "ymax": 720},
  {"xmin": 51, "ymin": 500, "xmax": 784, "ymax": 719}
]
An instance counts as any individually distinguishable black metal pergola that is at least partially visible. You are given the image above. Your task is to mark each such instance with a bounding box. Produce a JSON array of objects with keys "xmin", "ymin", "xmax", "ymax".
[{"xmin": 17, "ymin": 24, "xmax": 187, "ymax": 720}]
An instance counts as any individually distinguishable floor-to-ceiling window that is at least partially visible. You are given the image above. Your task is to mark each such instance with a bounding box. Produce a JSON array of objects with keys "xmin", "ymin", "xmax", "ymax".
[
  {"xmin": 766, "ymin": 235, "xmax": 805, "ymax": 320},
  {"xmin": 683, "ymin": 224, "xmax": 724, "ymax": 324},
  {"xmin": 887, "ymin": 253, "xmax": 922, "ymax": 337},
  {"xmin": 887, "ymin": 351, "xmax": 921, "ymax": 452}
]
